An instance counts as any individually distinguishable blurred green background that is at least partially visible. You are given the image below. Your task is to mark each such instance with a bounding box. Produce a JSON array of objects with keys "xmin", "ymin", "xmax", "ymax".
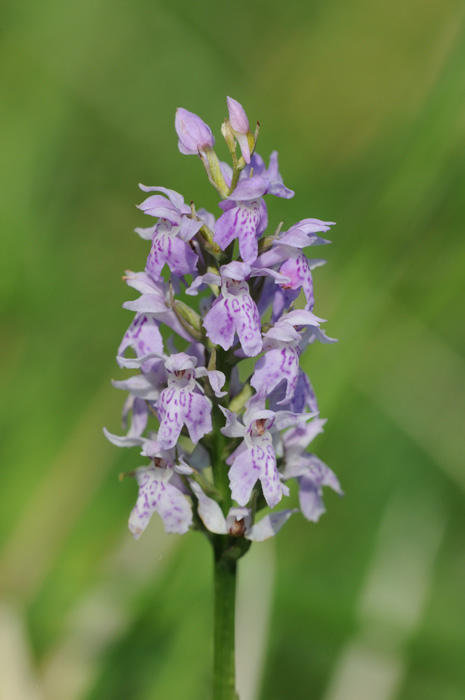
[{"xmin": 1, "ymin": 0, "xmax": 465, "ymax": 698}]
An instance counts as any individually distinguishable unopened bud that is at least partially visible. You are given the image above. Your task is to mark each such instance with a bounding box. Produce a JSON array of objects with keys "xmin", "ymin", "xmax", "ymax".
[
  {"xmin": 227, "ymin": 97, "xmax": 250, "ymax": 134},
  {"xmin": 226, "ymin": 96, "xmax": 254, "ymax": 164},
  {"xmin": 174, "ymin": 300, "xmax": 202, "ymax": 332},
  {"xmin": 175, "ymin": 108, "xmax": 215, "ymax": 155}
]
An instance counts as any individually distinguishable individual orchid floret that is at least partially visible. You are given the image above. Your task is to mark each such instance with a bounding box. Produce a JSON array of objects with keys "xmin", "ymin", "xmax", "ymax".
[
  {"xmin": 103, "ymin": 396, "xmax": 148, "ymax": 449},
  {"xmin": 226, "ymin": 96, "xmax": 254, "ymax": 165},
  {"xmin": 258, "ymin": 218, "xmax": 333, "ymax": 308},
  {"xmin": 251, "ymin": 309, "xmax": 324, "ymax": 404},
  {"xmin": 281, "ymin": 419, "xmax": 343, "ymax": 522},
  {"xmin": 280, "ymin": 417, "xmax": 327, "ymax": 466},
  {"xmin": 214, "ymin": 177, "xmax": 268, "ymax": 265},
  {"xmin": 122, "ymin": 272, "xmax": 193, "ymax": 342},
  {"xmin": 137, "ymin": 185, "xmax": 202, "ymax": 279},
  {"xmin": 225, "ymin": 407, "xmax": 285, "ymax": 509},
  {"xmin": 285, "ymin": 370, "xmax": 319, "ymax": 414},
  {"xmin": 222, "ymin": 395, "xmax": 315, "ymax": 509},
  {"xmin": 175, "ymin": 108, "xmax": 215, "ymax": 155},
  {"xmin": 214, "ymin": 154, "xmax": 293, "ymax": 265},
  {"xmin": 214, "ymin": 159, "xmax": 294, "ymax": 265},
  {"xmin": 190, "ymin": 261, "xmax": 286, "ymax": 357},
  {"xmin": 129, "ymin": 465, "xmax": 193, "ymax": 538},
  {"xmin": 117, "ymin": 314, "xmax": 164, "ymax": 374},
  {"xmin": 157, "ymin": 352, "xmax": 224, "ymax": 449},
  {"xmin": 136, "ymin": 185, "xmax": 191, "ymax": 219},
  {"xmin": 190, "ymin": 481, "xmax": 297, "ymax": 541},
  {"xmin": 291, "ymin": 457, "xmax": 342, "ymax": 522}
]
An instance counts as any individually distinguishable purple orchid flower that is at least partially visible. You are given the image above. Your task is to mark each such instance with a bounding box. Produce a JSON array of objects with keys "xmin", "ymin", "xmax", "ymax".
[
  {"xmin": 214, "ymin": 153, "xmax": 294, "ymax": 265},
  {"xmin": 257, "ymin": 218, "xmax": 334, "ymax": 311},
  {"xmin": 117, "ymin": 314, "xmax": 164, "ymax": 375},
  {"xmin": 122, "ymin": 271, "xmax": 193, "ymax": 342},
  {"xmin": 285, "ymin": 370, "xmax": 319, "ymax": 414},
  {"xmin": 221, "ymin": 395, "xmax": 314, "ymax": 509},
  {"xmin": 190, "ymin": 481, "xmax": 297, "ymax": 541},
  {"xmin": 251, "ymin": 309, "xmax": 324, "ymax": 404},
  {"xmin": 175, "ymin": 108, "xmax": 215, "ymax": 155},
  {"xmin": 188, "ymin": 261, "xmax": 287, "ymax": 357},
  {"xmin": 137, "ymin": 185, "xmax": 202, "ymax": 279},
  {"xmin": 129, "ymin": 465, "xmax": 193, "ymax": 537},
  {"xmin": 103, "ymin": 395, "xmax": 149, "ymax": 449},
  {"xmin": 157, "ymin": 352, "xmax": 225, "ymax": 449},
  {"xmin": 281, "ymin": 419, "xmax": 343, "ymax": 522}
]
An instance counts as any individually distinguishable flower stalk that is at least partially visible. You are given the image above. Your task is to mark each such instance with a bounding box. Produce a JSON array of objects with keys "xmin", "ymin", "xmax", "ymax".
[{"xmin": 213, "ymin": 543, "xmax": 238, "ymax": 700}]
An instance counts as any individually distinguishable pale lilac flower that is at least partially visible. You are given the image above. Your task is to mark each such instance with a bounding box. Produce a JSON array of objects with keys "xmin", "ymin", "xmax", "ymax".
[
  {"xmin": 157, "ymin": 353, "xmax": 225, "ymax": 449},
  {"xmin": 286, "ymin": 370, "xmax": 318, "ymax": 414},
  {"xmin": 227, "ymin": 96, "xmax": 252, "ymax": 164},
  {"xmin": 222, "ymin": 396, "xmax": 315, "ymax": 508},
  {"xmin": 214, "ymin": 154, "xmax": 293, "ymax": 264},
  {"xmin": 189, "ymin": 261, "xmax": 285, "ymax": 357},
  {"xmin": 117, "ymin": 315, "xmax": 164, "ymax": 374},
  {"xmin": 281, "ymin": 420, "xmax": 343, "ymax": 521},
  {"xmin": 175, "ymin": 108, "xmax": 215, "ymax": 155},
  {"xmin": 122, "ymin": 272, "xmax": 193, "ymax": 341},
  {"xmin": 203, "ymin": 263, "xmax": 261, "ymax": 356},
  {"xmin": 214, "ymin": 177, "xmax": 268, "ymax": 265},
  {"xmin": 129, "ymin": 466, "xmax": 193, "ymax": 537},
  {"xmin": 250, "ymin": 309, "xmax": 324, "ymax": 404},
  {"xmin": 294, "ymin": 458, "xmax": 343, "ymax": 522},
  {"xmin": 257, "ymin": 218, "xmax": 333, "ymax": 311},
  {"xmin": 137, "ymin": 185, "xmax": 202, "ymax": 279},
  {"xmin": 103, "ymin": 396, "xmax": 148, "ymax": 448}
]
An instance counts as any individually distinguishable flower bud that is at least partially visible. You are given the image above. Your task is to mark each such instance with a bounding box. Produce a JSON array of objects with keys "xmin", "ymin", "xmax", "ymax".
[
  {"xmin": 175, "ymin": 108, "xmax": 215, "ymax": 155},
  {"xmin": 227, "ymin": 97, "xmax": 249, "ymax": 134},
  {"xmin": 174, "ymin": 299, "xmax": 202, "ymax": 332},
  {"xmin": 226, "ymin": 96, "xmax": 253, "ymax": 164}
]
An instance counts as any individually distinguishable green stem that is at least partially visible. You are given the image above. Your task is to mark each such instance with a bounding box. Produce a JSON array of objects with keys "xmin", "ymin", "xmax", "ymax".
[{"xmin": 213, "ymin": 541, "xmax": 238, "ymax": 700}]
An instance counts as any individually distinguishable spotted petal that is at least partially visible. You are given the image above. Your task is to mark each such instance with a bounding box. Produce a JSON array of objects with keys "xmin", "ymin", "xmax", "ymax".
[
  {"xmin": 103, "ymin": 397, "xmax": 148, "ymax": 448},
  {"xmin": 157, "ymin": 386, "xmax": 212, "ymax": 449},
  {"xmin": 146, "ymin": 231, "xmax": 198, "ymax": 280},
  {"xmin": 117, "ymin": 315, "xmax": 164, "ymax": 371},
  {"xmin": 251, "ymin": 346, "xmax": 300, "ymax": 404},
  {"xmin": 298, "ymin": 459, "xmax": 343, "ymax": 523},
  {"xmin": 229, "ymin": 434, "xmax": 284, "ymax": 509},
  {"xmin": 203, "ymin": 294, "xmax": 262, "ymax": 356},
  {"xmin": 279, "ymin": 255, "xmax": 315, "ymax": 309},
  {"xmin": 129, "ymin": 467, "xmax": 193, "ymax": 537}
]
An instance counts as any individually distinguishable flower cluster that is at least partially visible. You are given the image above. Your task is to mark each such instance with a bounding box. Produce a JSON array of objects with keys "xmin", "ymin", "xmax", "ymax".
[{"xmin": 105, "ymin": 99, "xmax": 342, "ymax": 547}]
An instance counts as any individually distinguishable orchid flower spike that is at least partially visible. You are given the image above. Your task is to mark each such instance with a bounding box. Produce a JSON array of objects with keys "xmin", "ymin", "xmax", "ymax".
[{"xmin": 105, "ymin": 98, "xmax": 340, "ymax": 547}]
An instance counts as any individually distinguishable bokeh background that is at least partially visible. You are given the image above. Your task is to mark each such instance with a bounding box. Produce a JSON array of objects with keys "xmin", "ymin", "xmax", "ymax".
[{"xmin": 1, "ymin": 0, "xmax": 465, "ymax": 698}]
